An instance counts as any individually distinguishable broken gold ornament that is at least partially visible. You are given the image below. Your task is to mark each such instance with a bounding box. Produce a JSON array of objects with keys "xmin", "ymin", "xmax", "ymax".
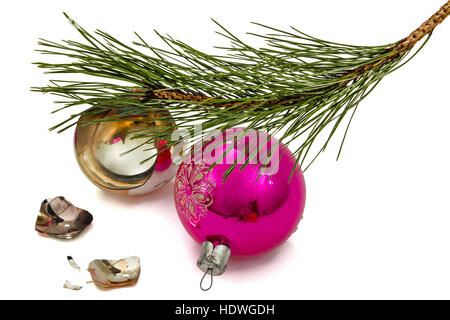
[
  {"xmin": 88, "ymin": 256, "xmax": 141, "ymax": 288},
  {"xmin": 35, "ymin": 197, "xmax": 93, "ymax": 239},
  {"xmin": 74, "ymin": 108, "xmax": 179, "ymax": 195}
]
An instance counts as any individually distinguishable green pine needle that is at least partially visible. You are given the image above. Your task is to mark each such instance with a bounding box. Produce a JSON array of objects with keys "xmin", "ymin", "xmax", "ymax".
[{"xmin": 32, "ymin": 11, "xmax": 440, "ymax": 178}]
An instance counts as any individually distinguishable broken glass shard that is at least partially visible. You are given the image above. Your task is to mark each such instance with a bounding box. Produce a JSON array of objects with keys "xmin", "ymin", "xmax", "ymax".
[
  {"xmin": 63, "ymin": 280, "xmax": 82, "ymax": 291},
  {"xmin": 35, "ymin": 197, "xmax": 93, "ymax": 239},
  {"xmin": 67, "ymin": 256, "xmax": 81, "ymax": 271},
  {"xmin": 88, "ymin": 256, "xmax": 140, "ymax": 288}
]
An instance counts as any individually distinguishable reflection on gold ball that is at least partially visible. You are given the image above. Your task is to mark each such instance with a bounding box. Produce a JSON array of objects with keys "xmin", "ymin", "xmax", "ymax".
[{"xmin": 74, "ymin": 108, "xmax": 178, "ymax": 195}]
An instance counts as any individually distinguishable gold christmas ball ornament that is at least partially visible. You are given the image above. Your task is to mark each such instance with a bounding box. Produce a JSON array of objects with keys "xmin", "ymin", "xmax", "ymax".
[{"xmin": 74, "ymin": 108, "xmax": 179, "ymax": 195}]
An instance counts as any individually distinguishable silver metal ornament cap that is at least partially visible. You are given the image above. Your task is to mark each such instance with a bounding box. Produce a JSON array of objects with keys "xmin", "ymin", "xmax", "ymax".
[{"xmin": 197, "ymin": 241, "xmax": 231, "ymax": 291}]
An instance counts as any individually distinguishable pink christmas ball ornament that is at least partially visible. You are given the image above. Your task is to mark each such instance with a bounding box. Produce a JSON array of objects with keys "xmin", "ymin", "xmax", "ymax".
[{"xmin": 174, "ymin": 128, "xmax": 306, "ymax": 289}]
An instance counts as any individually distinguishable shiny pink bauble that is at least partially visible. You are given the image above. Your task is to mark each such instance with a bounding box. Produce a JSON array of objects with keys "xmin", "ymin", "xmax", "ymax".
[{"xmin": 174, "ymin": 128, "xmax": 306, "ymax": 257}]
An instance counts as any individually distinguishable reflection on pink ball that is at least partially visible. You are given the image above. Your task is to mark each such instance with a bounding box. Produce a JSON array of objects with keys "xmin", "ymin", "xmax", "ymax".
[{"xmin": 174, "ymin": 128, "xmax": 306, "ymax": 257}]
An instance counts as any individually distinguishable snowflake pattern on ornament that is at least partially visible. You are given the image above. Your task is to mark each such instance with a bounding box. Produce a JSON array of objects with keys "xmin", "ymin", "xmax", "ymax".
[{"xmin": 175, "ymin": 161, "xmax": 216, "ymax": 226}]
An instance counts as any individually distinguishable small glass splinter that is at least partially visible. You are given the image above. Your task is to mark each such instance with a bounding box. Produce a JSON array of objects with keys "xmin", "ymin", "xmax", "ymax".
[
  {"xmin": 63, "ymin": 280, "xmax": 82, "ymax": 291},
  {"xmin": 67, "ymin": 256, "xmax": 81, "ymax": 271}
]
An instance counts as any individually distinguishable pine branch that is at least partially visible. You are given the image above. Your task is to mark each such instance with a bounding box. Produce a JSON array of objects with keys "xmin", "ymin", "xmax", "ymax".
[{"xmin": 33, "ymin": 2, "xmax": 449, "ymax": 175}]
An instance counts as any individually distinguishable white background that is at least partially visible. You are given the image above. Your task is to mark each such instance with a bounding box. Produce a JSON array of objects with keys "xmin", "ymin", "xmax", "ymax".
[{"xmin": 0, "ymin": 0, "xmax": 449, "ymax": 300}]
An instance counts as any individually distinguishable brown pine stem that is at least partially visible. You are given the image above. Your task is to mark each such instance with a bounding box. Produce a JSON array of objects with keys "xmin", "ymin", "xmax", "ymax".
[
  {"xmin": 347, "ymin": 0, "xmax": 449, "ymax": 78},
  {"xmin": 397, "ymin": 0, "xmax": 449, "ymax": 49}
]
